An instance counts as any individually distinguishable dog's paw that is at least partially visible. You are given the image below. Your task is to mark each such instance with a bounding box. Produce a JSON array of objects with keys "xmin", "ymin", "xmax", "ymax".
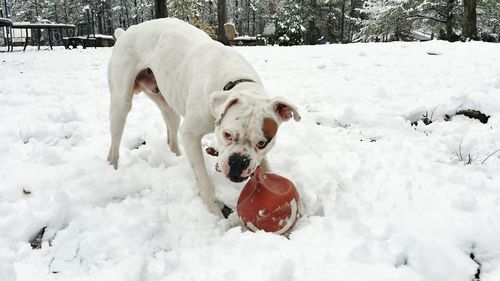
[
  {"xmin": 107, "ymin": 148, "xmax": 120, "ymax": 169},
  {"xmin": 107, "ymin": 159, "xmax": 118, "ymax": 169},
  {"xmin": 107, "ymin": 155, "xmax": 119, "ymax": 169},
  {"xmin": 221, "ymin": 205, "xmax": 233, "ymax": 219},
  {"xmin": 170, "ymin": 145, "xmax": 181, "ymax": 156},
  {"xmin": 167, "ymin": 138, "xmax": 181, "ymax": 156},
  {"xmin": 217, "ymin": 212, "xmax": 242, "ymax": 231}
]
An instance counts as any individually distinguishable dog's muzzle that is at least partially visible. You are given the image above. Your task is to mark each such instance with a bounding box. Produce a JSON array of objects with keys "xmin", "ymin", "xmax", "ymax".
[{"xmin": 228, "ymin": 153, "xmax": 251, "ymax": 182}]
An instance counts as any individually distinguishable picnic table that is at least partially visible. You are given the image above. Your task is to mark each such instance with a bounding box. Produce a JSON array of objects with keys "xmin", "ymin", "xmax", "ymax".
[
  {"xmin": 11, "ymin": 22, "xmax": 75, "ymax": 51},
  {"xmin": 0, "ymin": 18, "xmax": 13, "ymax": 51}
]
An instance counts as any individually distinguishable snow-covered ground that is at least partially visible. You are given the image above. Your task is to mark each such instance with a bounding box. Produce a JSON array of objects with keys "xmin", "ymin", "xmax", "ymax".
[{"xmin": 1, "ymin": 41, "xmax": 500, "ymax": 281}]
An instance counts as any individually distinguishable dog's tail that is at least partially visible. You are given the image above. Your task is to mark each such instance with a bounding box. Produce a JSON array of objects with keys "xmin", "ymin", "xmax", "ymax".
[{"xmin": 114, "ymin": 28, "xmax": 125, "ymax": 40}]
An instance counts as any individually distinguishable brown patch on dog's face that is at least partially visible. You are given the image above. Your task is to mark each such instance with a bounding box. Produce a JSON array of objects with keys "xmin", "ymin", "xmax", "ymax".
[{"xmin": 262, "ymin": 117, "xmax": 278, "ymax": 140}]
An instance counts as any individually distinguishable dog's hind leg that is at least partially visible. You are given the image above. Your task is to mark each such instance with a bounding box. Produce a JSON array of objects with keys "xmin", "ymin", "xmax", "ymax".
[
  {"xmin": 137, "ymin": 68, "xmax": 181, "ymax": 156},
  {"xmin": 143, "ymin": 90, "xmax": 181, "ymax": 156},
  {"xmin": 161, "ymin": 106, "xmax": 181, "ymax": 156},
  {"xmin": 107, "ymin": 74, "xmax": 134, "ymax": 169}
]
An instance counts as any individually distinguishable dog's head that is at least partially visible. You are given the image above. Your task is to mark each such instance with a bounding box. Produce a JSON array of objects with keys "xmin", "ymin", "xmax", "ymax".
[{"xmin": 210, "ymin": 89, "xmax": 301, "ymax": 182}]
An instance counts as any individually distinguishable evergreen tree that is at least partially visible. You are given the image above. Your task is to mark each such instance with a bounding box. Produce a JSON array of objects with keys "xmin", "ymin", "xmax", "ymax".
[
  {"xmin": 168, "ymin": 0, "xmax": 197, "ymax": 21},
  {"xmin": 360, "ymin": 0, "xmax": 465, "ymax": 41},
  {"xmin": 360, "ymin": 0, "xmax": 414, "ymax": 41},
  {"xmin": 4, "ymin": 0, "xmax": 498, "ymax": 42},
  {"xmin": 275, "ymin": 0, "xmax": 306, "ymax": 45},
  {"xmin": 477, "ymin": 0, "xmax": 500, "ymax": 40}
]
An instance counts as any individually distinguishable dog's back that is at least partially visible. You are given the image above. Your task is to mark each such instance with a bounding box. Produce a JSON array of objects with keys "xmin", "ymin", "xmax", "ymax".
[
  {"xmin": 108, "ymin": 18, "xmax": 220, "ymax": 94},
  {"xmin": 112, "ymin": 18, "xmax": 213, "ymax": 61},
  {"xmin": 108, "ymin": 18, "xmax": 258, "ymax": 111}
]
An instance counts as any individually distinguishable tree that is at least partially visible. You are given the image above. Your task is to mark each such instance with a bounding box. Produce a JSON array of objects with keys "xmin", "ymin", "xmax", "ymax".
[
  {"xmin": 340, "ymin": 0, "xmax": 346, "ymax": 41},
  {"xmin": 168, "ymin": 0, "xmax": 196, "ymax": 21},
  {"xmin": 155, "ymin": 0, "xmax": 167, "ymax": 18},
  {"xmin": 304, "ymin": 0, "xmax": 321, "ymax": 44},
  {"xmin": 275, "ymin": 0, "xmax": 306, "ymax": 45},
  {"xmin": 360, "ymin": 0, "xmax": 414, "ymax": 41},
  {"xmin": 345, "ymin": 0, "xmax": 364, "ymax": 42},
  {"xmin": 226, "ymin": 0, "xmax": 268, "ymax": 37},
  {"xmin": 477, "ymin": 0, "xmax": 500, "ymax": 40},
  {"xmin": 217, "ymin": 0, "xmax": 229, "ymax": 45},
  {"xmin": 360, "ymin": 0, "xmax": 465, "ymax": 42},
  {"xmin": 463, "ymin": 0, "xmax": 477, "ymax": 39},
  {"xmin": 409, "ymin": 0, "xmax": 461, "ymax": 41},
  {"xmin": 325, "ymin": 0, "xmax": 340, "ymax": 41},
  {"xmin": 4, "ymin": 0, "xmax": 498, "ymax": 43}
]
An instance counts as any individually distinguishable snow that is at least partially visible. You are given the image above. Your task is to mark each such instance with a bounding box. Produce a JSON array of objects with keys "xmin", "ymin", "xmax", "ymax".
[{"xmin": 1, "ymin": 41, "xmax": 500, "ymax": 281}]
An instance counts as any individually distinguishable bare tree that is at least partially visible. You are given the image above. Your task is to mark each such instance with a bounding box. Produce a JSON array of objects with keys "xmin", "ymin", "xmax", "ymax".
[
  {"xmin": 217, "ymin": 0, "xmax": 229, "ymax": 45},
  {"xmin": 463, "ymin": 0, "xmax": 478, "ymax": 39},
  {"xmin": 155, "ymin": 0, "xmax": 167, "ymax": 19},
  {"xmin": 444, "ymin": 0, "xmax": 456, "ymax": 41},
  {"xmin": 340, "ymin": 0, "xmax": 346, "ymax": 42}
]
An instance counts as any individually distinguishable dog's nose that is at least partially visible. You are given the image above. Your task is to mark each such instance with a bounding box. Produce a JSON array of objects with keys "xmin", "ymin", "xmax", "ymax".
[{"xmin": 228, "ymin": 153, "xmax": 250, "ymax": 177}]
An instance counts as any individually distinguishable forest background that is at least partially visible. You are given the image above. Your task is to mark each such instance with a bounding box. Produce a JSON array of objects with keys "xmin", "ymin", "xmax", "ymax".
[{"xmin": 2, "ymin": 0, "xmax": 499, "ymax": 45}]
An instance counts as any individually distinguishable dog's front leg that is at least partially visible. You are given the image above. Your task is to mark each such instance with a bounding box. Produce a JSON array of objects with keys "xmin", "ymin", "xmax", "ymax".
[{"xmin": 181, "ymin": 124, "xmax": 223, "ymax": 218}]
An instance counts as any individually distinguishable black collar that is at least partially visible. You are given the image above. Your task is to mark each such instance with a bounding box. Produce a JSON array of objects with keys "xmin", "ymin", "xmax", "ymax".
[{"xmin": 223, "ymin": 79, "xmax": 255, "ymax": 91}]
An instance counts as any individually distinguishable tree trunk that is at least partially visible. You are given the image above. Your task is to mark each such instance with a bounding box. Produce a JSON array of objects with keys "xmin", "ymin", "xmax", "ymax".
[
  {"xmin": 155, "ymin": 0, "xmax": 168, "ymax": 19},
  {"xmin": 308, "ymin": 18, "xmax": 317, "ymax": 44},
  {"xmin": 340, "ymin": 0, "xmax": 346, "ymax": 43},
  {"xmin": 35, "ymin": 0, "xmax": 39, "ymax": 17},
  {"xmin": 307, "ymin": 0, "xmax": 318, "ymax": 44},
  {"xmin": 217, "ymin": 0, "xmax": 230, "ymax": 45},
  {"xmin": 105, "ymin": 0, "xmax": 113, "ymax": 35},
  {"xmin": 463, "ymin": 0, "xmax": 478, "ymax": 39},
  {"xmin": 2, "ymin": 0, "xmax": 9, "ymax": 18},
  {"xmin": 63, "ymin": 0, "xmax": 68, "ymax": 22},
  {"xmin": 444, "ymin": 0, "xmax": 457, "ymax": 41},
  {"xmin": 52, "ymin": 3, "xmax": 57, "ymax": 22},
  {"xmin": 327, "ymin": 0, "xmax": 335, "ymax": 41},
  {"xmin": 209, "ymin": 1, "xmax": 213, "ymax": 24},
  {"xmin": 348, "ymin": 0, "xmax": 356, "ymax": 42},
  {"xmin": 234, "ymin": 0, "xmax": 239, "ymax": 31},
  {"xmin": 252, "ymin": 8, "xmax": 255, "ymax": 36},
  {"xmin": 246, "ymin": 0, "xmax": 250, "ymax": 35},
  {"xmin": 97, "ymin": 5, "xmax": 103, "ymax": 34},
  {"xmin": 91, "ymin": 9, "xmax": 96, "ymax": 35},
  {"xmin": 121, "ymin": 0, "xmax": 130, "ymax": 27},
  {"xmin": 133, "ymin": 0, "xmax": 138, "ymax": 24}
]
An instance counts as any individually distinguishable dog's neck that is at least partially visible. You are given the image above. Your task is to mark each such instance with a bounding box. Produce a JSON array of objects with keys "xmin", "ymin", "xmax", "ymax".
[
  {"xmin": 223, "ymin": 79, "xmax": 255, "ymax": 91},
  {"xmin": 227, "ymin": 79, "xmax": 266, "ymax": 96}
]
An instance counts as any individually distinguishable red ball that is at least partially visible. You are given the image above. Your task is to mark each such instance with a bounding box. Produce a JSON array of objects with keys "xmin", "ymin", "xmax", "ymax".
[{"xmin": 237, "ymin": 170, "xmax": 301, "ymax": 236}]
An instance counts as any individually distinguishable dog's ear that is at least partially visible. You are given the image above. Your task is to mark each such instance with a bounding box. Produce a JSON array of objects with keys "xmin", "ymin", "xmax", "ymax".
[
  {"xmin": 271, "ymin": 97, "xmax": 301, "ymax": 122},
  {"xmin": 210, "ymin": 91, "xmax": 239, "ymax": 126}
]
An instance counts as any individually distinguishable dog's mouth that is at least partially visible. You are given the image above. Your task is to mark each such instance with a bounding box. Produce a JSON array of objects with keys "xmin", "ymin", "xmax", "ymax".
[
  {"xmin": 211, "ymin": 149, "xmax": 254, "ymax": 183},
  {"xmin": 228, "ymin": 174, "xmax": 250, "ymax": 183},
  {"xmin": 215, "ymin": 162, "xmax": 250, "ymax": 182}
]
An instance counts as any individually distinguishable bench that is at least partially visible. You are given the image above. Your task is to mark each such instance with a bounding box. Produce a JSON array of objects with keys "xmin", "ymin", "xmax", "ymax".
[{"xmin": 63, "ymin": 34, "xmax": 114, "ymax": 49}]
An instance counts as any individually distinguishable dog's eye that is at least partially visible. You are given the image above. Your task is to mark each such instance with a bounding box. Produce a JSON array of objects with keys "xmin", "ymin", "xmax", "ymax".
[
  {"xmin": 256, "ymin": 140, "xmax": 268, "ymax": 149},
  {"xmin": 223, "ymin": 132, "xmax": 233, "ymax": 141}
]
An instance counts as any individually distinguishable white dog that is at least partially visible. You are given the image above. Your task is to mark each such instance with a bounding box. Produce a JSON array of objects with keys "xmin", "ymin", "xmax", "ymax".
[{"xmin": 107, "ymin": 18, "xmax": 301, "ymax": 217}]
